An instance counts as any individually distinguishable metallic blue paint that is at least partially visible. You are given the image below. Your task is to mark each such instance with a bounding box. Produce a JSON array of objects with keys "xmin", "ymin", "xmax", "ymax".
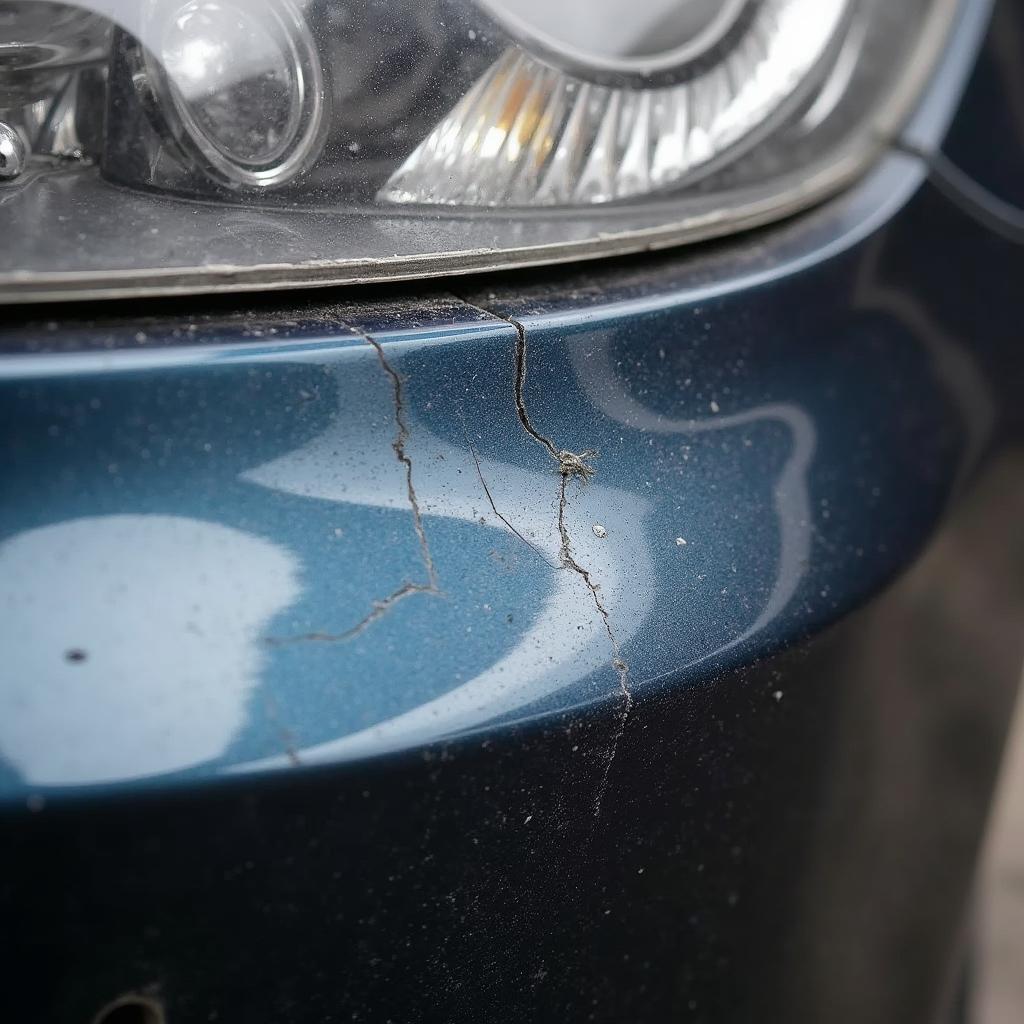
[
  {"xmin": 2, "ymin": 1, "xmax": 1024, "ymax": 1021},
  {"xmin": 0, "ymin": 154, "xmax": 978, "ymax": 794}
]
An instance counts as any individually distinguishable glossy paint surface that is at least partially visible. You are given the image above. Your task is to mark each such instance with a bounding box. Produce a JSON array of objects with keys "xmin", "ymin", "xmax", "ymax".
[
  {"xmin": 3, "ymin": 2, "xmax": 1024, "ymax": 1021},
  {"xmin": 0, "ymin": 0, "xmax": 996, "ymax": 799},
  {"xmin": 0, "ymin": 161, "xmax": 979, "ymax": 795}
]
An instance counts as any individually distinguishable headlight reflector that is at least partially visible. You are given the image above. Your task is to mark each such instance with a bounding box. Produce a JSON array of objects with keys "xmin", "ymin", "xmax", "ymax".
[{"xmin": 383, "ymin": 0, "xmax": 850, "ymax": 206}]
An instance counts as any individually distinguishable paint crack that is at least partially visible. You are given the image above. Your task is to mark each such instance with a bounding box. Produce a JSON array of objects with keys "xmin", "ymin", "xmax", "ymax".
[
  {"xmin": 557, "ymin": 472, "xmax": 632, "ymax": 820},
  {"xmin": 265, "ymin": 333, "xmax": 439, "ymax": 647},
  {"xmin": 513, "ymin": 324, "xmax": 598, "ymax": 483},
  {"xmin": 266, "ymin": 581, "xmax": 436, "ymax": 646},
  {"xmin": 366, "ymin": 334, "xmax": 440, "ymax": 592},
  {"xmin": 466, "ymin": 434, "xmax": 559, "ymax": 569},
  {"xmin": 508, "ymin": 315, "xmax": 632, "ymax": 820}
]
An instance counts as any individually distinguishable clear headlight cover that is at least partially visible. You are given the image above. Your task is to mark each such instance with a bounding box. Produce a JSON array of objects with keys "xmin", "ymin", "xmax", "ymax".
[{"xmin": 0, "ymin": 0, "xmax": 959, "ymax": 301}]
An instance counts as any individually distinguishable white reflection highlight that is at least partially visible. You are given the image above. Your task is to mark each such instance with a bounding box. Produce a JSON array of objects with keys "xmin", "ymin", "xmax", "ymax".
[
  {"xmin": 570, "ymin": 333, "xmax": 816, "ymax": 663},
  {"xmin": 0, "ymin": 515, "xmax": 299, "ymax": 786}
]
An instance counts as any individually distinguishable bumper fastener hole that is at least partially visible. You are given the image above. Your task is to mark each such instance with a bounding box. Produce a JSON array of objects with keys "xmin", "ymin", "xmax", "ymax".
[{"xmin": 91, "ymin": 995, "xmax": 165, "ymax": 1024}]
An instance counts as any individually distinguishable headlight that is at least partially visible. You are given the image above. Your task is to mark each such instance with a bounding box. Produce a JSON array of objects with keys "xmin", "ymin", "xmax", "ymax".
[{"xmin": 0, "ymin": 0, "xmax": 960, "ymax": 301}]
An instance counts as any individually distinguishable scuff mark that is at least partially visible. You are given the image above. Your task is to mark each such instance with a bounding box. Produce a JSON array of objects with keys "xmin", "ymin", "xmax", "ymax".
[
  {"xmin": 506, "ymin": 313, "xmax": 632, "ymax": 820},
  {"xmin": 265, "ymin": 333, "xmax": 439, "ymax": 646}
]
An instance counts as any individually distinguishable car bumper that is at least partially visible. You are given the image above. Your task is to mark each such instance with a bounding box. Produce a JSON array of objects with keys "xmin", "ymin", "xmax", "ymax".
[{"xmin": 2, "ymin": 2, "xmax": 1024, "ymax": 1020}]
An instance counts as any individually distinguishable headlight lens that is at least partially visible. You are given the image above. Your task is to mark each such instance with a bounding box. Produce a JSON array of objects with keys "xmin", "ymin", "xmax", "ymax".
[
  {"xmin": 384, "ymin": 0, "xmax": 849, "ymax": 206},
  {"xmin": 0, "ymin": 0, "xmax": 960, "ymax": 301}
]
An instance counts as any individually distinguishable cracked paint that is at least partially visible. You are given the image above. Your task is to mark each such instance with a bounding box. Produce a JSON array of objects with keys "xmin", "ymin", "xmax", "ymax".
[
  {"xmin": 510, "ymin": 318, "xmax": 633, "ymax": 819},
  {"xmin": 266, "ymin": 581, "xmax": 436, "ymax": 646},
  {"xmin": 365, "ymin": 335, "xmax": 440, "ymax": 593},
  {"xmin": 466, "ymin": 434, "xmax": 558, "ymax": 570},
  {"xmin": 235, "ymin": 323, "xmax": 655, "ymax": 774},
  {"xmin": 264, "ymin": 333, "xmax": 440, "ymax": 647},
  {"xmin": 513, "ymin": 323, "xmax": 598, "ymax": 483}
]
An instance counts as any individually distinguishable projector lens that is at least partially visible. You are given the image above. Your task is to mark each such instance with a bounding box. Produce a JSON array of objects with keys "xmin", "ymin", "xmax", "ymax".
[{"xmin": 138, "ymin": 0, "xmax": 326, "ymax": 188}]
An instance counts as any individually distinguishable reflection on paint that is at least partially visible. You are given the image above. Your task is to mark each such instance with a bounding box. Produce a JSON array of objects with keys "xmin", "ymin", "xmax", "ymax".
[
  {"xmin": 569, "ymin": 332, "xmax": 816, "ymax": 664},
  {"xmin": 235, "ymin": 320, "xmax": 819, "ymax": 771},
  {"xmin": 0, "ymin": 515, "xmax": 299, "ymax": 786}
]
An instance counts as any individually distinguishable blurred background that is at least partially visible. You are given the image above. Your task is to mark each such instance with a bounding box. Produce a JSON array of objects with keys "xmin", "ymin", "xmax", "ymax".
[{"xmin": 977, "ymin": 684, "xmax": 1024, "ymax": 1024}]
